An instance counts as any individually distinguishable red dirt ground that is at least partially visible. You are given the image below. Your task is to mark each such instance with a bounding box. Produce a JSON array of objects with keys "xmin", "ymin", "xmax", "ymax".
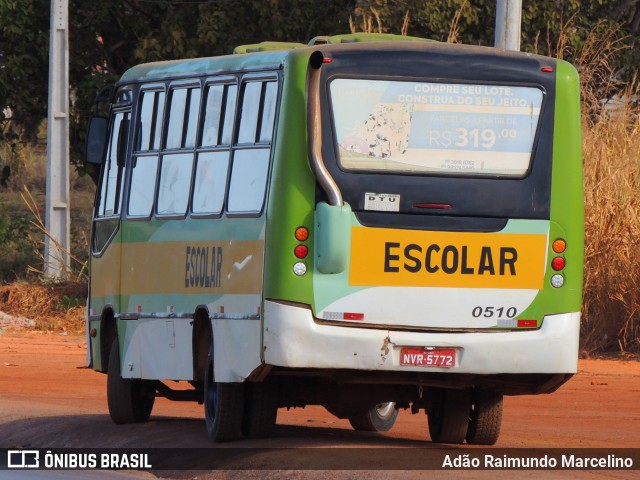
[{"xmin": 1, "ymin": 331, "xmax": 639, "ymax": 479}]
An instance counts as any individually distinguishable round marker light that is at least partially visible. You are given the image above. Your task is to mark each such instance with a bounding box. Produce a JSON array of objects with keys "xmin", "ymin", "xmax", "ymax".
[
  {"xmin": 551, "ymin": 257, "xmax": 566, "ymax": 271},
  {"xmin": 295, "ymin": 227, "xmax": 309, "ymax": 242},
  {"xmin": 551, "ymin": 274, "xmax": 564, "ymax": 288},
  {"xmin": 294, "ymin": 245, "xmax": 308, "ymax": 259},
  {"xmin": 293, "ymin": 262, "xmax": 307, "ymax": 276},
  {"xmin": 552, "ymin": 239, "xmax": 567, "ymax": 254}
]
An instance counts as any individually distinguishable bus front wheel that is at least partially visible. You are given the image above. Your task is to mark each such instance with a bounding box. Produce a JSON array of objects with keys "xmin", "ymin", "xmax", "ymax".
[
  {"xmin": 107, "ymin": 339, "xmax": 156, "ymax": 424},
  {"xmin": 204, "ymin": 349, "xmax": 244, "ymax": 442},
  {"xmin": 466, "ymin": 389, "xmax": 503, "ymax": 445},
  {"xmin": 427, "ymin": 388, "xmax": 471, "ymax": 444}
]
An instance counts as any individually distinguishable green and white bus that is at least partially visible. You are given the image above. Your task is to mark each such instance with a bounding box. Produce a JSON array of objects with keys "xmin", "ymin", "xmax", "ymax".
[{"xmin": 84, "ymin": 33, "xmax": 583, "ymax": 445}]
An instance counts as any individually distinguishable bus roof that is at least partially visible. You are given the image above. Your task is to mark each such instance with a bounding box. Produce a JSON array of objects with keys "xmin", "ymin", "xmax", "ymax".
[
  {"xmin": 118, "ymin": 33, "xmax": 555, "ymax": 84},
  {"xmin": 119, "ymin": 49, "xmax": 292, "ymax": 83},
  {"xmin": 119, "ymin": 33, "xmax": 436, "ymax": 83}
]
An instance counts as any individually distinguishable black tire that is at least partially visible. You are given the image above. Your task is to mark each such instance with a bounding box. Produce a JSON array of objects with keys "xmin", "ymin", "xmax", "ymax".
[
  {"xmin": 466, "ymin": 389, "xmax": 503, "ymax": 445},
  {"xmin": 242, "ymin": 382, "xmax": 278, "ymax": 438},
  {"xmin": 204, "ymin": 349, "xmax": 245, "ymax": 442},
  {"xmin": 348, "ymin": 402, "xmax": 398, "ymax": 432},
  {"xmin": 107, "ymin": 339, "xmax": 156, "ymax": 424},
  {"xmin": 428, "ymin": 389, "xmax": 471, "ymax": 444}
]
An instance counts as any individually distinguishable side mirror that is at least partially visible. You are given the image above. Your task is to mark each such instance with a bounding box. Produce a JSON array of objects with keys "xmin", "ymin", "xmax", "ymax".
[{"xmin": 85, "ymin": 115, "xmax": 108, "ymax": 165}]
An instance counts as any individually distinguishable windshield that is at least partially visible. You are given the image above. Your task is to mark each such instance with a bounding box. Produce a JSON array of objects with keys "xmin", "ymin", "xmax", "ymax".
[{"xmin": 330, "ymin": 79, "xmax": 543, "ymax": 177}]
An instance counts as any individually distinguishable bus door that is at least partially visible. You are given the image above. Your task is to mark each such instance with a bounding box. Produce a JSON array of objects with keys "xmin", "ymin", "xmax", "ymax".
[
  {"xmin": 119, "ymin": 83, "xmax": 203, "ymax": 382},
  {"xmin": 89, "ymin": 92, "xmax": 131, "ymax": 371},
  {"xmin": 312, "ymin": 48, "xmax": 556, "ymax": 332}
]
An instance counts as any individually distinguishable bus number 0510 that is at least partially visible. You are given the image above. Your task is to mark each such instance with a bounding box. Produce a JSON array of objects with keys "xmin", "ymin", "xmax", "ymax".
[{"xmin": 472, "ymin": 306, "xmax": 517, "ymax": 318}]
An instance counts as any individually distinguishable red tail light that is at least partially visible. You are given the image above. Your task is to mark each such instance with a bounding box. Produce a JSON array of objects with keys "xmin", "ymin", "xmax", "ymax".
[
  {"xmin": 294, "ymin": 245, "xmax": 308, "ymax": 259},
  {"xmin": 551, "ymin": 257, "xmax": 566, "ymax": 271}
]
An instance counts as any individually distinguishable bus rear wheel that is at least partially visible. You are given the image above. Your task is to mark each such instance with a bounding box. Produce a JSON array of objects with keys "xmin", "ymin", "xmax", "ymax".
[
  {"xmin": 466, "ymin": 389, "xmax": 503, "ymax": 445},
  {"xmin": 428, "ymin": 388, "xmax": 471, "ymax": 444},
  {"xmin": 349, "ymin": 402, "xmax": 398, "ymax": 432},
  {"xmin": 204, "ymin": 349, "xmax": 244, "ymax": 442},
  {"xmin": 107, "ymin": 339, "xmax": 156, "ymax": 424},
  {"xmin": 242, "ymin": 382, "xmax": 278, "ymax": 438}
]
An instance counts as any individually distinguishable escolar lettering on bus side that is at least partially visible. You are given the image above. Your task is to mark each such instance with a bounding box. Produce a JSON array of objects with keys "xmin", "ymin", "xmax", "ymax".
[{"xmin": 184, "ymin": 245, "xmax": 222, "ymax": 288}]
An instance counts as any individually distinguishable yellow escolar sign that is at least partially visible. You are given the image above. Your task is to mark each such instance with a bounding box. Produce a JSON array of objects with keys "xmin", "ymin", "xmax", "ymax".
[{"xmin": 349, "ymin": 227, "xmax": 547, "ymax": 289}]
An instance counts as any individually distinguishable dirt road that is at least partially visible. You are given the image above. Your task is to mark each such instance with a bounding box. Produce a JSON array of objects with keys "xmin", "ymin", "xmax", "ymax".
[{"xmin": 1, "ymin": 331, "xmax": 639, "ymax": 479}]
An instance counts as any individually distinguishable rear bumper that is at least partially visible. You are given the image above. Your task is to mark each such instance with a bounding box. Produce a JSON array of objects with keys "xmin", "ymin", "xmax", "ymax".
[{"xmin": 263, "ymin": 300, "xmax": 579, "ymax": 375}]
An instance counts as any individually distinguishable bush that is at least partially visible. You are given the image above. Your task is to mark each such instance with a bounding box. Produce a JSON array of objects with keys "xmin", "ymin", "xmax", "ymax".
[
  {"xmin": 582, "ymin": 110, "xmax": 640, "ymax": 354},
  {"xmin": 0, "ymin": 203, "xmax": 39, "ymax": 282},
  {"xmin": 0, "ymin": 281, "xmax": 87, "ymax": 334}
]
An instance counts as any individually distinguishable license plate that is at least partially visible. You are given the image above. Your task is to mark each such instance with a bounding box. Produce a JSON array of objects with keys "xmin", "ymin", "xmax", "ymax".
[{"xmin": 400, "ymin": 347, "xmax": 456, "ymax": 368}]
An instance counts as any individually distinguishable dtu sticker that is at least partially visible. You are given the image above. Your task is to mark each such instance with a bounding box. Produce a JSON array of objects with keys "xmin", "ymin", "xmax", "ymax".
[{"xmin": 364, "ymin": 192, "xmax": 400, "ymax": 212}]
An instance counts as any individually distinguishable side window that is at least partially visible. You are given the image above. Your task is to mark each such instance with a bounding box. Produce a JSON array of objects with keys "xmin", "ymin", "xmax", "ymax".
[
  {"xmin": 227, "ymin": 149, "xmax": 270, "ymax": 213},
  {"xmin": 136, "ymin": 90, "xmax": 164, "ymax": 151},
  {"xmin": 237, "ymin": 82, "xmax": 262, "ymax": 144},
  {"xmin": 93, "ymin": 108, "xmax": 129, "ymax": 253},
  {"xmin": 201, "ymin": 83, "xmax": 236, "ymax": 147},
  {"xmin": 259, "ymin": 81, "xmax": 277, "ymax": 142},
  {"xmin": 157, "ymin": 85, "xmax": 201, "ymax": 216},
  {"xmin": 129, "ymin": 89, "xmax": 165, "ymax": 217},
  {"xmin": 98, "ymin": 111, "xmax": 128, "ymax": 217},
  {"xmin": 192, "ymin": 151, "xmax": 230, "ymax": 215},
  {"xmin": 165, "ymin": 87, "xmax": 201, "ymax": 150},
  {"xmin": 129, "ymin": 154, "xmax": 159, "ymax": 216},
  {"xmin": 227, "ymin": 79, "xmax": 277, "ymax": 215},
  {"xmin": 192, "ymin": 83, "xmax": 237, "ymax": 215}
]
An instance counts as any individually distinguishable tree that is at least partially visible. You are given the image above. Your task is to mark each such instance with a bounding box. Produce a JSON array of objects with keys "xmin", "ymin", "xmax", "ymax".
[
  {"xmin": 194, "ymin": 0, "xmax": 354, "ymax": 56},
  {"xmin": 0, "ymin": 0, "xmax": 50, "ymax": 142},
  {"xmin": 350, "ymin": 0, "xmax": 493, "ymax": 43},
  {"xmin": 352, "ymin": 0, "xmax": 640, "ymax": 105},
  {"xmin": 0, "ymin": 0, "xmax": 355, "ymax": 163},
  {"xmin": 3, "ymin": 0, "xmax": 640, "ymax": 157}
]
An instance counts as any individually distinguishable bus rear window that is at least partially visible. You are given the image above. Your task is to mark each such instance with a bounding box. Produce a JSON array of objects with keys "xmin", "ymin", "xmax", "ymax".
[{"xmin": 330, "ymin": 79, "xmax": 543, "ymax": 176}]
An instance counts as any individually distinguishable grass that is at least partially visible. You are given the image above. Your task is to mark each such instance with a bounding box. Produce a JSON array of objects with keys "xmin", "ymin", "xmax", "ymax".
[
  {"xmin": 0, "ymin": 281, "xmax": 87, "ymax": 334},
  {"xmin": 0, "ymin": 136, "xmax": 94, "ymax": 282},
  {"xmin": 0, "ymin": 137, "xmax": 93, "ymax": 334},
  {"xmin": 582, "ymin": 111, "xmax": 640, "ymax": 354}
]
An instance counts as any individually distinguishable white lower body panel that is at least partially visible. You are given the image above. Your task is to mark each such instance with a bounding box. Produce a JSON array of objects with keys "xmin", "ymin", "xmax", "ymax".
[
  {"xmin": 121, "ymin": 318, "xmax": 194, "ymax": 380},
  {"xmin": 119, "ymin": 316, "xmax": 262, "ymax": 383},
  {"xmin": 212, "ymin": 318, "xmax": 262, "ymax": 383},
  {"xmin": 263, "ymin": 300, "xmax": 579, "ymax": 375}
]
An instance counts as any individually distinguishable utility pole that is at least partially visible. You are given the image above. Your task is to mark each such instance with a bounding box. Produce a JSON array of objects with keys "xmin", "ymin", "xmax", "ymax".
[
  {"xmin": 495, "ymin": 0, "xmax": 522, "ymax": 51},
  {"xmin": 45, "ymin": 0, "xmax": 70, "ymax": 278}
]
